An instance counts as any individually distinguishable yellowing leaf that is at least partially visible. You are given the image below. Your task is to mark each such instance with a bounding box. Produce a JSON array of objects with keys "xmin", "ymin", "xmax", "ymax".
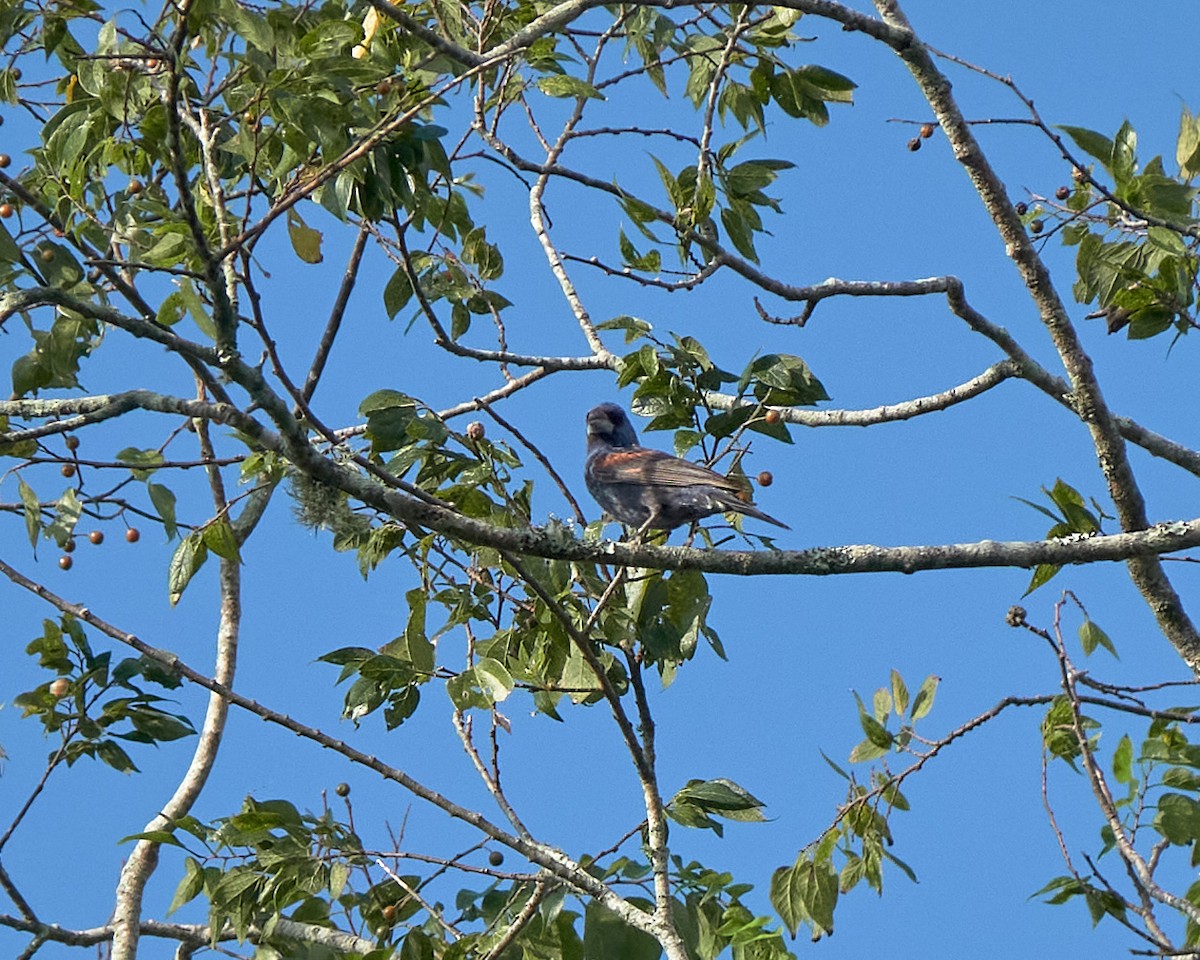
[{"xmin": 286, "ymin": 210, "xmax": 324, "ymax": 264}]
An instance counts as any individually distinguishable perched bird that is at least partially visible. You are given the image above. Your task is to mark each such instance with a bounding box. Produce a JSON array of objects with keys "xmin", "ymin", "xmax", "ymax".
[{"xmin": 584, "ymin": 402, "xmax": 789, "ymax": 533}]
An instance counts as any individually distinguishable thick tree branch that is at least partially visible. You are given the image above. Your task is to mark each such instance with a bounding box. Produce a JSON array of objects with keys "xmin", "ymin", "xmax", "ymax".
[
  {"xmin": 0, "ymin": 912, "xmax": 378, "ymax": 956},
  {"xmin": 6, "ymin": 389, "xmax": 1200, "ymax": 579},
  {"xmin": 867, "ymin": 0, "xmax": 1200, "ymax": 670},
  {"xmin": 110, "ymin": 417, "xmax": 270, "ymax": 960}
]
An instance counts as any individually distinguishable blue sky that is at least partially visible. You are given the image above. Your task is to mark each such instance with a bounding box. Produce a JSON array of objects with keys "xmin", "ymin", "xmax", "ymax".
[{"xmin": 3, "ymin": 1, "xmax": 1200, "ymax": 957}]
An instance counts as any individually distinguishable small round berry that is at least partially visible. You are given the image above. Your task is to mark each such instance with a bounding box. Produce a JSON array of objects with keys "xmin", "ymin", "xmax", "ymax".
[
  {"xmin": 0, "ymin": 203, "xmax": 12, "ymax": 218},
  {"xmin": 58, "ymin": 555, "xmax": 73, "ymax": 570},
  {"xmin": 88, "ymin": 530, "xmax": 104, "ymax": 545},
  {"xmin": 757, "ymin": 471, "xmax": 774, "ymax": 488},
  {"xmin": 125, "ymin": 527, "xmax": 141, "ymax": 543},
  {"xmin": 381, "ymin": 904, "xmax": 396, "ymax": 922},
  {"xmin": 65, "ymin": 435, "xmax": 80, "ymax": 451},
  {"xmin": 466, "ymin": 421, "xmax": 485, "ymax": 441},
  {"xmin": 763, "ymin": 409, "xmax": 781, "ymax": 425},
  {"xmin": 376, "ymin": 79, "xmax": 392, "ymax": 95},
  {"xmin": 488, "ymin": 850, "xmax": 504, "ymax": 867},
  {"xmin": 146, "ymin": 58, "xmax": 160, "ymax": 70},
  {"xmin": 63, "ymin": 538, "xmax": 76, "ymax": 554},
  {"xmin": 919, "ymin": 123, "xmax": 935, "ymax": 139},
  {"xmin": 335, "ymin": 782, "xmax": 350, "ymax": 797},
  {"xmin": 1014, "ymin": 201, "xmax": 1028, "ymax": 216},
  {"xmin": 61, "ymin": 463, "xmax": 76, "ymax": 478},
  {"xmin": 11, "ymin": 68, "xmax": 22, "ymax": 81},
  {"xmin": 1029, "ymin": 219, "xmax": 1044, "ymax": 234},
  {"xmin": 40, "ymin": 247, "xmax": 55, "ymax": 263},
  {"xmin": 0, "ymin": 153, "xmax": 10, "ymax": 168},
  {"xmin": 128, "ymin": 179, "xmax": 143, "ymax": 194},
  {"xmin": 1055, "ymin": 186, "xmax": 1070, "ymax": 201},
  {"xmin": 49, "ymin": 677, "xmax": 70, "ymax": 698},
  {"xmin": 906, "ymin": 137, "xmax": 921, "ymax": 152}
]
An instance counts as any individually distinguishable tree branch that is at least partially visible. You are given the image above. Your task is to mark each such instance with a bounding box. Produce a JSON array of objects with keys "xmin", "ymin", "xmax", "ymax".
[
  {"xmin": 867, "ymin": 0, "xmax": 1200, "ymax": 670},
  {"xmin": 0, "ymin": 558, "xmax": 668, "ymax": 940},
  {"xmin": 707, "ymin": 360, "xmax": 1018, "ymax": 427}
]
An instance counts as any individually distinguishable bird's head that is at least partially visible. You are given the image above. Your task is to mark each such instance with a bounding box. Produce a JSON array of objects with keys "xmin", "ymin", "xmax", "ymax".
[{"xmin": 586, "ymin": 403, "xmax": 639, "ymax": 449}]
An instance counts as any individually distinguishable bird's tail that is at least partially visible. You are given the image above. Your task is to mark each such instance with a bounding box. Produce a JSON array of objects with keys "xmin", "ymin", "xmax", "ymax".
[{"xmin": 732, "ymin": 500, "xmax": 790, "ymax": 530}]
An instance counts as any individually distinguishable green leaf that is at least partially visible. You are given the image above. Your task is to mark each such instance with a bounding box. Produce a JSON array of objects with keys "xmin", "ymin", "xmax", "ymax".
[
  {"xmin": 18, "ymin": 476, "xmax": 40, "ymax": 547},
  {"xmin": 651, "ymin": 155, "xmax": 683, "ymax": 209},
  {"xmin": 168, "ymin": 858, "xmax": 206, "ymax": 915},
  {"xmin": 890, "ymin": 669, "xmax": 909, "ymax": 717},
  {"xmin": 359, "ymin": 389, "xmax": 420, "ymax": 454},
  {"xmin": 155, "ymin": 291, "xmax": 186, "ymax": 327},
  {"xmin": 117, "ymin": 829, "xmax": 185, "ymax": 848},
  {"xmin": 537, "ymin": 75, "xmax": 605, "ymax": 101},
  {"xmin": 446, "ymin": 658, "xmax": 514, "ymax": 710},
  {"xmin": 286, "ymin": 209, "xmax": 324, "ymax": 264},
  {"xmin": 329, "ymin": 861, "xmax": 349, "ymax": 900},
  {"xmin": 168, "ymin": 531, "xmax": 208, "ymax": 606},
  {"xmin": 858, "ymin": 711, "xmax": 892, "ymax": 749},
  {"xmin": 1041, "ymin": 697, "xmax": 1093, "ymax": 765},
  {"xmin": 0, "ymin": 219, "xmax": 23, "ymax": 262},
  {"xmin": 202, "ymin": 517, "xmax": 241, "ymax": 562},
  {"xmin": 720, "ymin": 205, "xmax": 758, "ymax": 261},
  {"xmin": 116, "ymin": 446, "xmax": 164, "ymax": 479},
  {"xmin": 475, "ymin": 657, "xmax": 514, "ymax": 702},
  {"xmin": 1155, "ymin": 793, "xmax": 1200, "ymax": 845},
  {"xmin": 33, "ymin": 243, "xmax": 85, "ymax": 286},
  {"xmin": 177, "ymin": 278, "xmax": 217, "ymax": 341},
  {"xmin": 44, "ymin": 488, "xmax": 82, "ymax": 547},
  {"xmin": 97, "ymin": 739, "xmax": 138, "ymax": 773},
  {"xmin": 1112, "ymin": 734, "xmax": 1133, "ymax": 785},
  {"xmin": 1078, "ymin": 619, "xmax": 1118, "ymax": 658},
  {"xmin": 126, "ymin": 705, "xmax": 195, "ymax": 742},
  {"xmin": 1059, "ymin": 125, "xmax": 1116, "ymax": 171},
  {"xmin": 148, "ymin": 482, "xmax": 178, "ymax": 539},
  {"xmin": 1178, "ymin": 106, "xmax": 1200, "ymax": 179},
  {"xmin": 462, "ymin": 226, "xmax": 504, "ymax": 280},
  {"xmin": 793, "ymin": 64, "xmax": 856, "ymax": 99},
  {"xmin": 848, "ymin": 737, "xmax": 888, "ymax": 763},
  {"xmin": 1024, "ymin": 563, "xmax": 1061, "ymax": 596},
  {"xmin": 670, "ymin": 777, "xmax": 768, "ymax": 824},
  {"xmin": 1112, "ymin": 120, "xmax": 1137, "ymax": 184},
  {"xmin": 450, "ymin": 302, "xmax": 471, "ymax": 340},
  {"xmin": 583, "ymin": 901, "xmax": 660, "ymax": 960},
  {"xmin": 909, "ymin": 674, "xmax": 939, "ymax": 720},
  {"xmin": 383, "ymin": 267, "xmax": 413, "ymax": 319},
  {"xmin": 745, "ymin": 353, "xmax": 829, "ymax": 407},
  {"xmin": 618, "ymin": 228, "xmax": 662, "ymax": 272},
  {"xmin": 872, "ymin": 687, "xmax": 892, "ymax": 724},
  {"xmin": 1162, "ymin": 768, "xmax": 1200, "ymax": 791},
  {"xmin": 770, "ymin": 855, "xmax": 837, "ymax": 939}
]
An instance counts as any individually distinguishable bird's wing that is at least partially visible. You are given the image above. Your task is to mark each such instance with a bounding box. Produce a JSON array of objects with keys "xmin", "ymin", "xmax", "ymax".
[{"xmin": 591, "ymin": 449, "xmax": 749, "ymax": 497}]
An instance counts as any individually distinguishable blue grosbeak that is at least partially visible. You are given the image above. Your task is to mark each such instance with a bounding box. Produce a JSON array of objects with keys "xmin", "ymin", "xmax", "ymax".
[{"xmin": 584, "ymin": 403, "xmax": 789, "ymax": 532}]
